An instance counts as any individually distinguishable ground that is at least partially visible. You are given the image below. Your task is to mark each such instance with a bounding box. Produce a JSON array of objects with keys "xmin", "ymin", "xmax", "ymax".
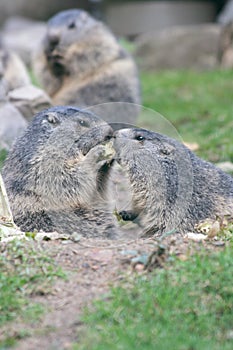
[{"xmin": 0, "ymin": 232, "xmax": 227, "ymax": 350}]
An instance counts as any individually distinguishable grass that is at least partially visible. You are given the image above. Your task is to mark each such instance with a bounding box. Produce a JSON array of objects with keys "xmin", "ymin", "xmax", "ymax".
[
  {"xmin": 76, "ymin": 245, "xmax": 233, "ymax": 350},
  {"xmin": 0, "ymin": 149, "xmax": 7, "ymax": 169},
  {"xmin": 139, "ymin": 70, "xmax": 233, "ymax": 162},
  {"xmin": 0, "ymin": 239, "xmax": 65, "ymax": 347}
]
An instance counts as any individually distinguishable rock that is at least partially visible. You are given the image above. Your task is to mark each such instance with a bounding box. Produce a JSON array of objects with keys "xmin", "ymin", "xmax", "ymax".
[
  {"xmin": 0, "ymin": 172, "xmax": 13, "ymax": 223},
  {"xmin": 186, "ymin": 232, "xmax": 207, "ymax": 242},
  {"xmin": 0, "ymin": 46, "xmax": 31, "ymax": 91},
  {"xmin": 1, "ymin": 16, "xmax": 47, "ymax": 66},
  {"xmin": 0, "ymin": 79, "xmax": 8, "ymax": 99},
  {"xmin": 135, "ymin": 24, "xmax": 221, "ymax": 70},
  {"xmin": 8, "ymin": 84, "xmax": 52, "ymax": 121},
  {"xmin": 0, "ymin": 1, "xmax": 85, "ymax": 25},
  {"xmin": 218, "ymin": 22, "xmax": 233, "ymax": 69},
  {"xmin": 218, "ymin": 0, "xmax": 233, "ymax": 25},
  {"xmin": 0, "ymin": 101, "xmax": 27, "ymax": 150}
]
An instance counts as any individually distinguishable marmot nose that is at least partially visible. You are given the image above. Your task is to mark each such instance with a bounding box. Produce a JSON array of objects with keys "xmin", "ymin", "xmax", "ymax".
[{"xmin": 47, "ymin": 32, "xmax": 60, "ymax": 50}]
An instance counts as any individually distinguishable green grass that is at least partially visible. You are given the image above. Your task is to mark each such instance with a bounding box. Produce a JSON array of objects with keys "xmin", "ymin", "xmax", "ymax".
[
  {"xmin": 139, "ymin": 70, "xmax": 233, "ymax": 162},
  {"xmin": 0, "ymin": 149, "xmax": 7, "ymax": 169},
  {"xmin": 0, "ymin": 239, "xmax": 65, "ymax": 346},
  {"xmin": 28, "ymin": 69, "xmax": 40, "ymax": 87},
  {"xmin": 76, "ymin": 246, "xmax": 233, "ymax": 350}
]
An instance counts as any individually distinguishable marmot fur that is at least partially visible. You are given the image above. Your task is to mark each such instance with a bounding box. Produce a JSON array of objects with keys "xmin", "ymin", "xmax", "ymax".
[
  {"xmin": 114, "ymin": 128, "xmax": 233, "ymax": 236},
  {"xmin": 2, "ymin": 106, "xmax": 117, "ymax": 238}
]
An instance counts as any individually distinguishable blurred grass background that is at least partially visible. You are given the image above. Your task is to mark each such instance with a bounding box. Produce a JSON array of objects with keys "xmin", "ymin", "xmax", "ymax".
[{"xmin": 139, "ymin": 69, "xmax": 233, "ymax": 163}]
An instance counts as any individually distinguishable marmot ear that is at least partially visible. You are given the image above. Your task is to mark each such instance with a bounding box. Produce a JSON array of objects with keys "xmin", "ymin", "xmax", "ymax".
[
  {"xmin": 47, "ymin": 113, "xmax": 60, "ymax": 125},
  {"xmin": 159, "ymin": 142, "xmax": 175, "ymax": 156}
]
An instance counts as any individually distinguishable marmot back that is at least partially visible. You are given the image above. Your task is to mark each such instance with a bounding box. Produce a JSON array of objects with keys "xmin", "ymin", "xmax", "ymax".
[
  {"xmin": 2, "ymin": 106, "xmax": 117, "ymax": 238},
  {"xmin": 33, "ymin": 9, "xmax": 141, "ymax": 124},
  {"xmin": 114, "ymin": 128, "xmax": 233, "ymax": 236}
]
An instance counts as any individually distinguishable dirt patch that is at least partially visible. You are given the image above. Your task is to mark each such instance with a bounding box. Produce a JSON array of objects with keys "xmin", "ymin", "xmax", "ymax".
[{"xmin": 1, "ymin": 233, "xmax": 226, "ymax": 350}]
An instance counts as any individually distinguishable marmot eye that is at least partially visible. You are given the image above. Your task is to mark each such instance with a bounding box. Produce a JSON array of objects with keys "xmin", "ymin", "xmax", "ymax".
[
  {"xmin": 135, "ymin": 135, "xmax": 145, "ymax": 141},
  {"xmin": 68, "ymin": 21, "xmax": 76, "ymax": 29},
  {"xmin": 78, "ymin": 119, "xmax": 89, "ymax": 127}
]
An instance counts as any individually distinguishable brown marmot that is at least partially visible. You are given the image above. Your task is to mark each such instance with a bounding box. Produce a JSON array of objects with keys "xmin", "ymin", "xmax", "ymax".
[
  {"xmin": 2, "ymin": 106, "xmax": 117, "ymax": 238},
  {"xmin": 114, "ymin": 128, "xmax": 233, "ymax": 236},
  {"xmin": 33, "ymin": 9, "xmax": 140, "ymax": 124}
]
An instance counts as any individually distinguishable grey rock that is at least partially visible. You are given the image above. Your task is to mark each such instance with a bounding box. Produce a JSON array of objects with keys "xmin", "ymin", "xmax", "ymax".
[
  {"xmin": 0, "ymin": 1, "xmax": 86, "ymax": 25},
  {"xmin": 2, "ymin": 16, "xmax": 47, "ymax": 66},
  {"xmin": 0, "ymin": 47, "xmax": 30, "ymax": 91},
  {"xmin": 0, "ymin": 101, "xmax": 27, "ymax": 150},
  {"xmin": 8, "ymin": 84, "xmax": 52, "ymax": 121},
  {"xmin": 218, "ymin": 21, "xmax": 233, "ymax": 69},
  {"xmin": 135, "ymin": 24, "xmax": 221, "ymax": 70},
  {"xmin": 218, "ymin": 0, "xmax": 233, "ymax": 25}
]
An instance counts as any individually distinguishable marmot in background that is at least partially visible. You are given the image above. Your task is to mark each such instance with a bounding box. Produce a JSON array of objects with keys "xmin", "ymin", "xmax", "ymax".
[
  {"xmin": 114, "ymin": 128, "xmax": 233, "ymax": 236},
  {"xmin": 2, "ymin": 106, "xmax": 117, "ymax": 238},
  {"xmin": 33, "ymin": 9, "xmax": 140, "ymax": 124}
]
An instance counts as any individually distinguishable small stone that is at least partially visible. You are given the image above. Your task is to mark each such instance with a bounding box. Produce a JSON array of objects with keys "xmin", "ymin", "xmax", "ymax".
[
  {"xmin": 134, "ymin": 263, "xmax": 144, "ymax": 272},
  {"xmin": 178, "ymin": 254, "xmax": 188, "ymax": 261},
  {"xmin": 186, "ymin": 232, "xmax": 207, "ymax": 242},
  {"xmin": 212, "ymin": 241, "xmax": 225, "ymax": 247}
]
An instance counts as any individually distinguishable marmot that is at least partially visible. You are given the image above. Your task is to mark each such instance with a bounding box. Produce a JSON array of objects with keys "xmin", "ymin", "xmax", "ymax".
[
  {"xmin": 114, "ymin": 128, "xmax": 233, "ymax": 236},
  {"xmin": 32, "ymin": 9, "xmax": 140, "ymax": 124},
  {"xmin": 2, "ymin": 106, "xmax": 117, "ymax": 238}
]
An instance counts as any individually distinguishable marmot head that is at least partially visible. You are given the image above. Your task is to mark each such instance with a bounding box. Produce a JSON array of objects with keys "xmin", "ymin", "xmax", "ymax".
[
  {"xmin": 114, "ymin": 128, "xmax": 178, "ymax": 170},
  {"xmin": 43, "ymin": 9, "xmax": 118, "ymax": 76},
  {"xmin": 21, "ymin": 105, "xmax": 113, "ymax": 158}
]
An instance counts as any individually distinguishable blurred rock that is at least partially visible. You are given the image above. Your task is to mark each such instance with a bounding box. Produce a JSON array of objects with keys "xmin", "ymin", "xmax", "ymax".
[
  {"xmin": 0, "ymin": 101, "xmax": 27, "ymax": 150},
  {"xmin": 0, "ymin": 46, "xmax": 30, "ymax": 90},
  {"xmin": 1, "ymin": 16, "xmax": 46, "ymax": 66},
  {"xmin": 0, "ymin": 1, "xmax": 86, "ymax": 24},
  {"xmin": 218, "ymin": 21, "xmax": 233, "ymax": 69},
  {"xmin": 0, "ymin": 46, "xmax": 51, "ymax": 148},
  {"xmin": 135, "ymin": 24, "xmax": 221, "ymax": 70},
  {"xmin": 8, "ymin": 84, "xmax": 52, "ymax": 121},
  {"xmin": 105, "ymin": 1, "xmax": 216, "ymax": 37},
  {"xmin": 218, "ymin": 0, "xmax": 233, "ymax": 25}
]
